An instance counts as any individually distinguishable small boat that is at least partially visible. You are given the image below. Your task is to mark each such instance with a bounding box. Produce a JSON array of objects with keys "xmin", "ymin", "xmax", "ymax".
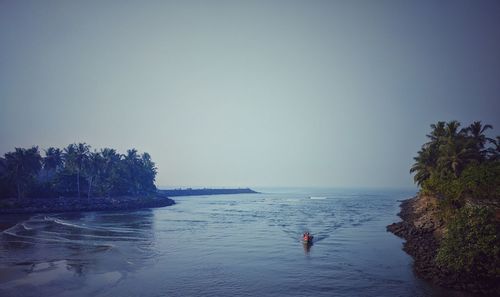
[{"xmin": 302, "ymin": 235, "xmax": 314, "ymax": 245}]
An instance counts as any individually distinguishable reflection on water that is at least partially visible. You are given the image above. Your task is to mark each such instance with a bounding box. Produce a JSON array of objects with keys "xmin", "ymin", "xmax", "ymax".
[
  {"xmin": 302, "ymin": 241, "xmax": 313, "ymax": 254},
  {"xmin": 0, "ymin": 188, "xmax": 480, "ymax": 297},
  {"xmin": 0, "ymin": 210, "xmax": 156, "ymax": 296}
]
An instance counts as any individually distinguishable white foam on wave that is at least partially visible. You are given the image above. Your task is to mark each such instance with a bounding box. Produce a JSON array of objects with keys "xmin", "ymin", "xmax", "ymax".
[
  {"xmin": 1, "ymin": 216, "xmax": 118, "ymax": 248},
  {"xmin": 48, "ymin": 217, "xmax": 141, "ymax": 234},
  {"xmin": 2, "ymin": 221, "xmax": 27, "ymax": 235},
  {"xmin": 3, "ymin": 228, "xmax": 67, "ymax": 243},
  {"xmin": 309, "ymin": 196, "xmax": 327, "ymax": 200},
  {"xmin": 52, "ymin": 218, "xmax": 89, "ymax": 229},
  {"xmin": 21, "ymin": 223, "xmax": 33, "ymax": 230}
]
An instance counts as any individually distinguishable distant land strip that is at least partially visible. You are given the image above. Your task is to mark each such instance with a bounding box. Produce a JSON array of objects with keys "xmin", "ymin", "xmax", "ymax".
[{"xmin": 158, "ymin": 188, "xmax": 259, "ymax": 197}]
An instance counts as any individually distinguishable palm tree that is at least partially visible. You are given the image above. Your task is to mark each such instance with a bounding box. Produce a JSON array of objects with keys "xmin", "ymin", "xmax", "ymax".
[
  {"xmin": 64, "ymin": 143, "xmax": 90, "ymax": 198},
  {"xmin": 123, "ymin": 149, "xmax": 141, "ymax": 195},
  {"xmin": 410, "ymin": 146, "xmax": 436, "ymax": 186},
  {"xmin": 443, "ymin": 121, "xmax": 463, "ymax": 142},
  {"xmin": 465, "ymin": 121, "xmax": 493, "ymax": 161},
  {"xmin": 426, "ymin": 121, "xmax": 447, "ymax": 146},
  {"xmin": 412, "ymin": 121, "xmax": 481, "ymax": 184},
  {"xmin": 4, "ymin": 147, "xmax": 42, "ymax": 199},
  {"xmin": 433, "ymin": 121, "xmax": 477, "ymax": 177},
  {"xmin": 43, "ymin": 147, "xmax": 63, "ymax": 180},
  {"xmin": 487, "ymin": 136, "xmax": 500, "ymax": 161},
  {"xmin": 117, "ymin": 149, "xmax": 158, "ymax": 195},
  {"xmin": 410, "ymin": 121, "xmax": 447, "ymax": 186},
  {"xmin": 140, "ymin": 152, "xmax": 157, "ymax": 193},
  {"xmin": 437, "ymin": 140, "xmax": 475, "ymax": 177},
  {"xmin": 99, "ymin": 148, "xmax": 121, "ymax": 197},
  {"xmin": 84, "ymin": 151, "xmax": 103, "ymax": 200}
]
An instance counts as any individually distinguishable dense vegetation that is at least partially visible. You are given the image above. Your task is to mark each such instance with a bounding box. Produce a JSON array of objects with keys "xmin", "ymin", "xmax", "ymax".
[
  {"xmin": 411, "ymin": 121, "xmax": 499, "ymax": 198},
  {"xmin": 435, "ymin": 205, "xmax": 499, "ymax": 280},
  {"xmin": 410, "ymin": 121, "xmax": 500, "ymax": 281},
  {"xmin": 0, "ymin": 143, "xmax": 157, "ymax": 200}
]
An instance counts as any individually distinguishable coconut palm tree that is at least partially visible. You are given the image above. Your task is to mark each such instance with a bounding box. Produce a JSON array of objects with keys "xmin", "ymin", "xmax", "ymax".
[
  {"xmin": 43, "ymin": 147, "xmax": 63, "ymax": 180},
  {"xmin": 84, "ymin": 151, "xmax": 103, "ymax": 200},
  {"xmin": 443, "ymin": 121, "xmax": 463, "ymax": 142},
  {"xmin": 410, "ymin": 146, "xmax": 436, "ymax": 186},
  {"xmin": 412, "ymin": 121, "xmax": 482, "ymax": 184},
  {"xmin": 437, "ymin": 140, "xmax": 475, "ymax": 177},
  {"xmin": 139, "ymin": 152, "xmax": 157, "ymax": 193},
  {"xmin": 44, "ymin": 147, "xmax": 63, "ymax": 170},
  {"xmin": 467, "ymin": 121, "xmax": 493, "ymax": 147},
  {"xmin": 4, "ymin": 147, "xmax": 42, "ymax": 199},
  {"xmin": 487, "ymin": 136, "xmax": 500, "ymax": 161},
  {"xmin": 99, "ymin": 148, "xmax": 122, "ymax": 197},
  {"xmin": 433, "ymin": 121, "xmax": 478, "ymax": 177},
  {"xmin": 410, "ymin": 121, "xmax": 448, "ymax": 186},
  {"xmin": 123, "ymin": 149, "xmax": 140, "ymax": 195},
  {"xmin": 426, "ymin": 121, "xmax": 447, "ymax": 146},
  {"xmin": 64, "ymin": 143, "xmax": 90, "ymax": 198},
  {"xmin": 118, "ymin": 149, "xmax": 158, "ymax": 195},
  {"xmin": 465, "ymin": 121, "xmax": 493, "ymax": 161}
]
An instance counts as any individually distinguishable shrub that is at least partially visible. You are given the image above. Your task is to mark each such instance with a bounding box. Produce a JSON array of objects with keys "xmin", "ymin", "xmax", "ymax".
[
  {"xmin": 459, "ymin": 161, "xmax": 500, "ymax": 201},
  {"xmin": 436, "ymin": 205, "xmax": 500, "ymax": 279}
]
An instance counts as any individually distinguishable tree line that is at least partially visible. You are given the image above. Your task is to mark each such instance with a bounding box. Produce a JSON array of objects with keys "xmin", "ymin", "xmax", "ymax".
[
  {"xmin": 410, "ymin": 120, "xmax": 500, "ymax": 202},
  {"xmin": 0, "ymin": 143, "xmax": 157, "ymax": 200}
]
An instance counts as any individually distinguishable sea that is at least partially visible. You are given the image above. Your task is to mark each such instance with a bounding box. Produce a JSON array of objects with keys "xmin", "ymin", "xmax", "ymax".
[{"xmin": 0, "ymin": 188, "xmax": 478, "ymax": 297}]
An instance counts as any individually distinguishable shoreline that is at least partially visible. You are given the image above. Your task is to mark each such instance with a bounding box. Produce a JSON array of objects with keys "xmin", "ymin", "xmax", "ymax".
[
  {"xmin": 0, "ymin": 194, "xmax": 175, "ymax": 215},
  {"xmin": 387, "ymin": 195, "xmax": 498, "ymax": 295},
  {"xmin": 0, "ymin": 188, "xmax": 260, "ymax": 215}
]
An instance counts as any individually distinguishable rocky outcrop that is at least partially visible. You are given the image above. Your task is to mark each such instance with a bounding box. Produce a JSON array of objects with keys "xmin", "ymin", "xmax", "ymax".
[
  {"xmin": 387, "ymin": 197, "xmax": 443, "ymax": 280},
  {"xmin": 387, "ymin": 195, "xmax": 498, "ymax": 295},
  {"xmin": 0, "ymin": 194, "xmax": 175, "ymax": 214}
]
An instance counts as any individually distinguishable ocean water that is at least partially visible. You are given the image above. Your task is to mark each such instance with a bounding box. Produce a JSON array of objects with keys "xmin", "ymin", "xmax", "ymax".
[{"xmin": 0, "ymin": 188, "xmax": 476, "ymax": 297}]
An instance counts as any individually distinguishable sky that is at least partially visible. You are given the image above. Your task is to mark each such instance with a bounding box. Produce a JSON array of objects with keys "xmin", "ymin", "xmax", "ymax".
[{"xmin": 1, "ymin": 0, "xmax": 499, "ymax": 188}]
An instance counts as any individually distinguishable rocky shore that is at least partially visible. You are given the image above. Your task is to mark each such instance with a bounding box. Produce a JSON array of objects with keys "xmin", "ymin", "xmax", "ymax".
[
  {"xmin": 0, "ymin": 194, "xmax": 175, "ymax": 214},
  {"xmin": 387, "ymin": 195, "xmax": 498, "ymax": 295}
]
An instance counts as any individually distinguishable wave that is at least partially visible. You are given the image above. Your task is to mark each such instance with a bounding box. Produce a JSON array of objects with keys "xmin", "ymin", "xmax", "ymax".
[
  {"xmin": 34, "ymin": 216, "xmax": 143, "ymax": 235},
  {"xmin": 1, "ymin": 214, "xmax": 148, "ymax": 247}
]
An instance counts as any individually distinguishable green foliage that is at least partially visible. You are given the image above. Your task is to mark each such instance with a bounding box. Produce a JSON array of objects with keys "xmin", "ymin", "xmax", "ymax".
[
  {"xmin": 0, "ymin": 144, "xmax": 157, "ymax": 199},
  {"xmin": 43, "ymin": 147, "xmax": 63, "ymax": 172},
  {"xmin": 420, "ymin": 161, "xmax": 500, "ymax": 208},
  {"xmin": 413, "ymin": 121, "xmax": 500, "ymax": 284},
  {"xmin": 63, "ymin": 143, "xmax": 90, "ymax": 199},
  {"xmin": 459, "ymin": 161, "xmax": 500, "ymax": 200},
  {"xmin": 422, "ymin": 172, "xmax": 462, "ymax": 201},
  {"xmin": 421, "ymin": 172, "xmax": 465, "ymax": 222},
  {"xmin": 410, "ymin": 146, "xmax": 437, "ymax": 186},
  {"xmin": 436, "ymin": 205, "xmax": 500, "ymax": 279},
  {"xmin": 412, "ymin": 120, "xmax": 499, "ymax": 202},
  {"xmin": 3, "ymin": 147, "xmax": 42, "ymax": 199}
]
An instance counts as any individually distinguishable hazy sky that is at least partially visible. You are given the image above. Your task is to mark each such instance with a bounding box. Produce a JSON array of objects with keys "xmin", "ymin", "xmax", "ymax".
[{"xmin": 1, "ymin": 1, "xmax": 499, "ymax": 188}]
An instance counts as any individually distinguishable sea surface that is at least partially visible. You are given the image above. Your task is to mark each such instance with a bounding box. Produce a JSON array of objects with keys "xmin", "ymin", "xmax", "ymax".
[{"xmin": 0, "ymin": 188, "xmax": 477, "ymax": 297}]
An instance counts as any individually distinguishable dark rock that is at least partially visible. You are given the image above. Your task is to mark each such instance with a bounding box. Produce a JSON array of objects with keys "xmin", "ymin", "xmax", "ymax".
[{"xmin": 387, "ymin": 196, "xmax": 499, "ymax": 295}]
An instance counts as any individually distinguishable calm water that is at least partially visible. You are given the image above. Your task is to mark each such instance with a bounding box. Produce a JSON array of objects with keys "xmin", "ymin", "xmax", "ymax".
[{"xmin": 0, "ymin": 188, "xmax": 475, "ymax": 297}]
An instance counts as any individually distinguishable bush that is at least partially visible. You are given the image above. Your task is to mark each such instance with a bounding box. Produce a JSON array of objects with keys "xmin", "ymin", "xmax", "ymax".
[
  {"xmin": 422, "ymin": 173, "xmax": 463, "ymax": 201},
  {"xmin": 459, "ymin": 161, "xmax": 500, "ymax": 200},
  {"xmin": 422, "ymin": 173, "xmax": 465, "ymax": 221},
  {"xmin": 436, "ymin": 205, "xmax": 500, "ymax": 279}
]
